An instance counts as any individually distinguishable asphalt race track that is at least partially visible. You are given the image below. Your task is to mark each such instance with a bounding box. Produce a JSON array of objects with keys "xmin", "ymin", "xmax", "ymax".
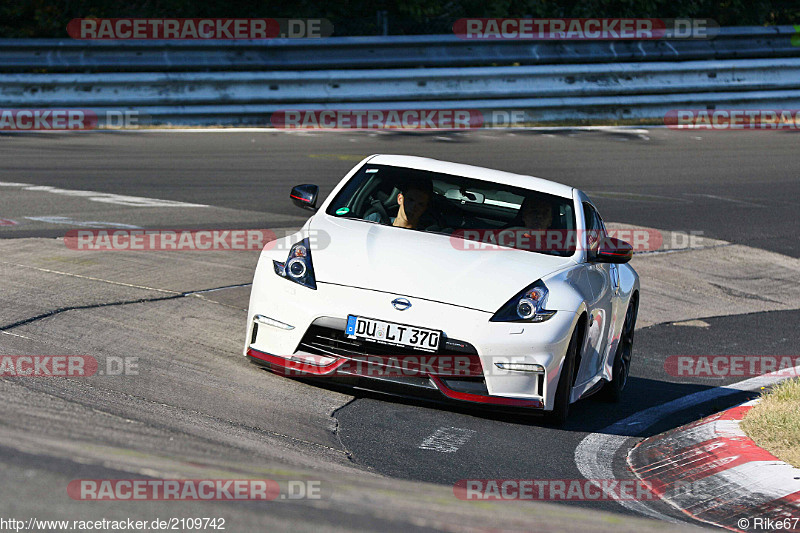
[
  {"xmin": 4, "ymin": 128, "xmax": 799, "ymax": 257},
  {"xmin": 1, "ymin": 128, "xmax": 799, "ymax": 531}
]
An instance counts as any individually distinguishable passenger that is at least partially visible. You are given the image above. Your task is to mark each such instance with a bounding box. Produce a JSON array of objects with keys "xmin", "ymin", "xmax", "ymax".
[
  {"xmin": 498, "ymin": 195, "xmax": 556, "ymax": 253},
  {"xmin": 503, "ymin": 195, "xmax": 553, "ymax": 230},
  {"xmin": 518, "ymin": 196, "xmax": 553, "ymax": 230}
]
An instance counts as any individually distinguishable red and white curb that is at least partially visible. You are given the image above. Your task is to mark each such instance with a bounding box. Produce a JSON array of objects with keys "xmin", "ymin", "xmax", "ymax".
[{"xmin": 628, "ymin": 398, "xmax": 800, "ymax": 532}]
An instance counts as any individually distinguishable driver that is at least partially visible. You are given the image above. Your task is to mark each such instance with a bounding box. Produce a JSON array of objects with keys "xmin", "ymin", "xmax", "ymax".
[{"xmin": 366, "ymin": 178, "xmax": 432, "ymax": 229}]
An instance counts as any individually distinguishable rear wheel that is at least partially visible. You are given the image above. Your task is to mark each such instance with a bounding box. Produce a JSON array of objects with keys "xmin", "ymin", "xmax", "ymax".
[
  {"xmin": 546, "ymin": 326, "xmax": 580, "ymax": 426},
  {"xmin": 602, "ymin": 295, "xmax": 638, "ymax": 402}
]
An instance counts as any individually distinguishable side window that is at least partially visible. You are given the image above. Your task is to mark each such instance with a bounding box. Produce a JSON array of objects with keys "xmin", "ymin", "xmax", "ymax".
[
  {"xmin": 594, "ymin": 208, "xmax": 607, "ymax": 236},
  {"xmin": 582, "ymin": 202, "xmax": 605, "ymax": 256}
]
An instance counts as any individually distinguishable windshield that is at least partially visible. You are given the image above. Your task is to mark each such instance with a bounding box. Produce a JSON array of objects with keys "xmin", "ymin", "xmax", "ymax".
[{"xmin": 325, "ymin": 164, "xmax": 577, "ymax": 256}]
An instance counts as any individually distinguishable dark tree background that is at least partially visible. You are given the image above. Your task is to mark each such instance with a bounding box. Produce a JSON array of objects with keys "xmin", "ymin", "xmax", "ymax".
[{"xmin": 1, "ymin": 0, "xmax": 798, "ymax": 38}]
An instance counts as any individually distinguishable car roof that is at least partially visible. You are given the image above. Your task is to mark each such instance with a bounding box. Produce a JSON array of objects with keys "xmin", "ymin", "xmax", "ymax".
[{"xmin": 366, "ymin": 154, "xmax": 575, "ymax": 199}]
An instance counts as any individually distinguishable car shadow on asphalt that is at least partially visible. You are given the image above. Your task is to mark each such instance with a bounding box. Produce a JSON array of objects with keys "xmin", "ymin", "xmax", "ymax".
[{"xmin": 264, "ymin": 367, "xmax": 758, "ymax": 437}]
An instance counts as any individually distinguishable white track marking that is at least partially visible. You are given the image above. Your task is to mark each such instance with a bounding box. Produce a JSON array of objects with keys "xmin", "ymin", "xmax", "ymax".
[
  {"xmin": 1, "ymin": 331, "xmax": 31, "ymax": 340},
  {"xmin": 25, "ymin": 216, "xmax": 141, "ymax": 229},
  {"xmin": 419, "ymin": 427, "xmax": 476, "ymax": 453},
  {"xmin": 684, "ymin": 193, "xmax": 767, "ymax": 208},
  {"xmin": 574, "ymin": 365, "xmax": 800, "ymax": 522},
  {"xmin": 0, "ymin": 182, "xmax": 208, "ymax": 208},
  {"xmin": 0, "ymin": 260, "xmax": 180, "ymax": 295}
]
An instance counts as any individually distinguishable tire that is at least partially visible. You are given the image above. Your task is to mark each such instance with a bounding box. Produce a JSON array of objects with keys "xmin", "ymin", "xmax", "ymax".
[
  {"xmin": 602, "ymin": 295, "xmax": 638, "ymax": 403},
  {"xmin": 546, "ymin": 326, "xmax": 580, "ymax": 426}
]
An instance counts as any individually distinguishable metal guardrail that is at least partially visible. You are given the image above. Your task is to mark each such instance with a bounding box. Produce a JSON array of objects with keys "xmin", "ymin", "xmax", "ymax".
[
  {"xmin": 4, "ymin": 58, "xmax": 799, "ymax": 106},
  {"xmin": 1, "ymin": 26, "xmax": 797, "ymax": 72},
  {"xmin": 1, "ymin": 26, "xmax": 798, "ymax": 125},
  {"xmin": 44, "ymin": 91, "xmax": 800, "ymax": 126}
]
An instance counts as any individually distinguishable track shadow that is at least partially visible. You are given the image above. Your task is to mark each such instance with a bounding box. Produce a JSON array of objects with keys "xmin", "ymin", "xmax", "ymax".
[{"xmin": 258, "ymin": 365, "xmax": 755, "ymax": 437}]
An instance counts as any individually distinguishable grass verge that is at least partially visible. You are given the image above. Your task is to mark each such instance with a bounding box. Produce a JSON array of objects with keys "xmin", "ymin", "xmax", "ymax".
[{"xmin": 740, "ymin": 378, "xmax": 800, "ymax": 468}]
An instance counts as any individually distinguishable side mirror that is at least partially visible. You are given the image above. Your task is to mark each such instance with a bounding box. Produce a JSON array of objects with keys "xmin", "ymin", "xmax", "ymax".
[
  {"xmin": 290, "ymin": 184, "xmax": 319, "ymax": 211},
  {"xmin": 596, "ymin": 237, "xmax": 633, "ymax": 264}
]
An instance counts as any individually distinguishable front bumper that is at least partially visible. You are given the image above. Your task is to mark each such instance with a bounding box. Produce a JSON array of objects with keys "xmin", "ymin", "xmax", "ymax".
[
  {"xmin": 246, "ymin": 345, "xmax": 545, "ymax": 409},
  {"xmin": 246, "ymin": 274, "xmax": 579, "ymax": 410}
]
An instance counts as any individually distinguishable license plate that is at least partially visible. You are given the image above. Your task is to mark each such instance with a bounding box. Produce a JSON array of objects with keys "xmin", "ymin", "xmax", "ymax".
[{"xmin": 346, "ymin": 315, "xmax": 441, "ymax": 353}]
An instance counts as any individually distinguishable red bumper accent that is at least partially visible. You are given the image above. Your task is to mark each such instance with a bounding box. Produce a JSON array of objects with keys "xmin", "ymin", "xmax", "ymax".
[
  {"xmin": 247, "ymin": 348, "xmax": 346, "ymax": 375},
  {"xmin": 429, "ymin": 375, "xmax": 544, "ymax": 408},
  {"xmin": 247, "ymin": 347, "xmax": 543, "ymax": 408}
]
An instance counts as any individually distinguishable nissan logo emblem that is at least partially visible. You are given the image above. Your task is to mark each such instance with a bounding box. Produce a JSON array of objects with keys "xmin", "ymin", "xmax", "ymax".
[{"xmin": 391, "ymin": 298, "xmax": 411, "ymax": 311}]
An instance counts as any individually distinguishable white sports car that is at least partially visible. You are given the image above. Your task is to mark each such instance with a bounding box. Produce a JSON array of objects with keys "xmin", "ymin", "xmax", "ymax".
[{"xmin": 245, "ymin": 155, "xmax": 639, "ymax": 423}]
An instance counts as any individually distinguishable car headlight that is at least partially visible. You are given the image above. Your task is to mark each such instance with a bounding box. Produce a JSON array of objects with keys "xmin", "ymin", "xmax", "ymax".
[
  {"xmin": 273, "ymin": 238, "xmax": 317, "ymax": 290},
  {"xmin": 489, "ymin": 280, "xmax": 556, "ymax": 323}
]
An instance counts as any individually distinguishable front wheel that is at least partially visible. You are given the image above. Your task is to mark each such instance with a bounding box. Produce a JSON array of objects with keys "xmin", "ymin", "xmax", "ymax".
[
  {"xmin": 546, "ymin": 326, "xmax": 580, "ymax": 426},
  {"xmin": 602, "ymin": 295, "xmax": 638, "ymax": 402}
]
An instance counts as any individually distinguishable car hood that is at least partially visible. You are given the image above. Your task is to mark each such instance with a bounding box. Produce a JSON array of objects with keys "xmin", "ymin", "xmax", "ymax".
[{"xmin": 309, "ymin": 215, "xmax": 576, "ymax": 313}]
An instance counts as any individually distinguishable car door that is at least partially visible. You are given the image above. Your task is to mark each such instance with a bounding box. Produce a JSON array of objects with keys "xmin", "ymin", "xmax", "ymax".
[{"xmin": 575, "ymin": 202, "xmax": 617, "ymax": 387}]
